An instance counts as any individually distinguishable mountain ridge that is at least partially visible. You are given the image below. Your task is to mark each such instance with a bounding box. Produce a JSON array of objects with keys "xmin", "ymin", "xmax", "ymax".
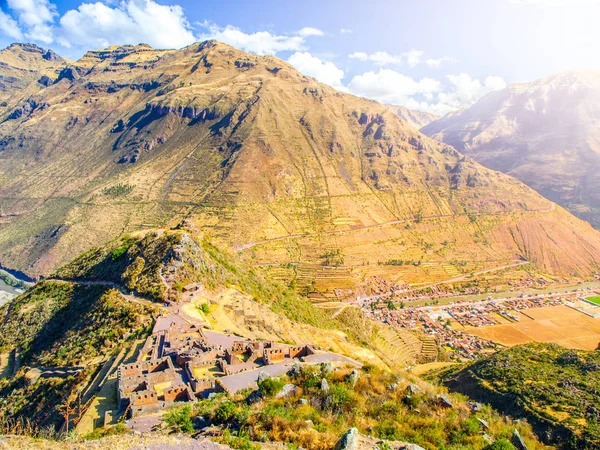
[
  {"xmin": 0, "ymin": 42, "xmax": 598, "ymax": 290},
  {"xmin": 422, "ymin": 70, "xmax": 600, "ymax": 229}
]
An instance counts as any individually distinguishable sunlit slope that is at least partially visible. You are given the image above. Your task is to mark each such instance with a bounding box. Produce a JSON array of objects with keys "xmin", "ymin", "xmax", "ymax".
[
  {"xmin": 0, "ymin": 41, "xmax": 598, "ymax": 282},
  {"xmin": 422, "ymin": 71, "xmax": 600, "ymax": 229}
]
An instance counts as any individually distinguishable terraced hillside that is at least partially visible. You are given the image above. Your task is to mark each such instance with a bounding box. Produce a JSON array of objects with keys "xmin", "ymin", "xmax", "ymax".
[
  {"xmin": 0, "ymin": 42, "xmax": 599, "ymax": 290},
  {"xmin": 53, "ymin": 229, "xmax": 427, "ymax": 367},
  {"xmin": 0, "ymin": 228, "xmax": 432, "ymax": 432}
]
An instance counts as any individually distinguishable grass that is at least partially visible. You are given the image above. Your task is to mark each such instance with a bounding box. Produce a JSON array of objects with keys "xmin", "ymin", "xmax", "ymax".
[{"xmin": 585, "ymin": 296, "xmax": 600, "ymax": 305}]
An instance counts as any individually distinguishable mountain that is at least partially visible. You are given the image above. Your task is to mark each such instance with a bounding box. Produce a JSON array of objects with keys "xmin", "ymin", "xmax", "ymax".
[
  {"xmin": 386, "ymin": 104, "xmax": 439, "ymax": 130},
  {"xmin": 436, "ymin": 343, "xmax": 600, "ymax": 449},
  {"xmin": 0, "ymin": 42, "xmax": 599, "ymax": 288},
  {"xmin": 0, "ymin": 43, "xmax": 67, "ymax": 110},
  {"xmin": 421, "ymin": 71, "xmax": 600, "ymax": 229}
]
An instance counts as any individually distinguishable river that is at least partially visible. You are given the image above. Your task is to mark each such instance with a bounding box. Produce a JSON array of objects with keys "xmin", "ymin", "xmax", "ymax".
[{"xmin": 0, "ymin": 273, "xmax": 27, "ymax": 307}]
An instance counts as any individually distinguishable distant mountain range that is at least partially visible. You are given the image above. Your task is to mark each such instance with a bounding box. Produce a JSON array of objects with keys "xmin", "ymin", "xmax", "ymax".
[
  {"xmin": 0, "ymin": 42, "xmax": 598, "ymax": 284},
  {"xmin": 386, "ymin": 105, "xmax": 438, "ymax": 130},
  {"xmin": 422, "ymin": 70, "xmax": 600, "ymax": 229}
]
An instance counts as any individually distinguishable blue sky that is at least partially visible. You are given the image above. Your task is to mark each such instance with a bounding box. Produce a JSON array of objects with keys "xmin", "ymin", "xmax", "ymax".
[{"xmin": 0, "ymin": 0, "xmax": 598, "ymax": 114}]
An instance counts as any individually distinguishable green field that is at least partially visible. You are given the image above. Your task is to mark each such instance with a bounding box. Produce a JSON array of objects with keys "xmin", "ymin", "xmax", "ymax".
[{"xmin": 586, "ymin": 296, "xmax": 600, "ymax": 305}]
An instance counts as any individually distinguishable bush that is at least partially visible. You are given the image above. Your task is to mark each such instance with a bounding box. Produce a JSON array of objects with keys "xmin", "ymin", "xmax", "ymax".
[
  {"xmin": 164, "ymin": 404, "xmax": 194, "ymax": 433},
  {"xmin": 462, "ymin": 417, "xmax": 481, "ymax": 435},
  {"xmin": 375, "ymin": 419, "xmax": 403, "ymax": 441},
  {"xmin": 214, "ymin": 401, "xmax": 249, "ymax": 425},
  {"xmin": 219, "ymin": 429, "xmax": 259, "ymax": 450},
  {"xmin": 483, "ymin": 439, "xmax": 516, "ymax": 450},
  {"xmin": 325, "ymin": 384, "xmax": 353, "ymax": 413},
  {"xmin": 259, "ymin": 378, "xmax": 286, "ymax": 397}
]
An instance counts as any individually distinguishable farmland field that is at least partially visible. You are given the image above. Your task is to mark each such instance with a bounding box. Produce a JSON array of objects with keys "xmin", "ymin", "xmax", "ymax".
[{"xmin": 466, "ymin": 305, "xmax": 600, "ymax": 350}]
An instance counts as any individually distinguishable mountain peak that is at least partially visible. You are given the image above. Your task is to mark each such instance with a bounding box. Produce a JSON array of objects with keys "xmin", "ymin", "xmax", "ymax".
[{"xmin": 422, "ymin": 69, "xmax": 600, "ymax": 228}]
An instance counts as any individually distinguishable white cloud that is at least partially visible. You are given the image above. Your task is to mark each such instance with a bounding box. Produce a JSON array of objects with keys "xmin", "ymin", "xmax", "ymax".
[
  {"xmin": 347, "ymin": 69, "xmax": 440, "ymax": 105},
  {"xmin": 340, "ymin": 28, "xmax": 353, "ymax": 34},
  {"xmin": 8, "ymin": 0, "xmax": 57, "ymax": 43},
  {"xmin": 288, "ymin": 51, "xmax": 346, "ymax": 90},
  {"xmin": 349, "ymin": 48, "xmax": 424, "ymax": 67},
  {"xmin": 59, "ymin": 0, "xmax": 196, "ymax": 49},
  {"xmin": 436, "ymin": 73, "xmax": 506, "ymax": 111},
  {"xmin": 426, "ymin": 56, "xmax": 456, "ymax": 68},
  {"xmin": 368, "ymin": 51, "xmax": 403, "ymax": 65},
  {"xmin": 199, "ymin": 23, "xmax": 306, "ymax": 55},
  {"xmin": 348, "ymin": 51, "xmax": 367, "ymax": 61},
  {"xmin": 0, "ymin": 9, "xmax": 23, "ymax": 40},
  {"xmin": 403, "ymin": 49, "xmax": 423, "ymax": 68},
  {"xmin": 296, "ymin": 27, "xmax": 323, "ymax": 37},
  {"xmin": 346, "ymin": 69, "xmax": 506, "ymax": 115}
]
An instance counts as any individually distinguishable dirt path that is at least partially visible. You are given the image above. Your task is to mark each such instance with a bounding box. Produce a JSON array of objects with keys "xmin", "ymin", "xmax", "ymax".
[{"xmin": 416, "ymin": 260, "xmax": 530, "ymax": 289}]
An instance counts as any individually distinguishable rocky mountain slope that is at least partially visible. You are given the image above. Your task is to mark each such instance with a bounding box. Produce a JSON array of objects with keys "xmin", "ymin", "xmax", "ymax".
[
  {"xmin": 436, "ymin": 343, "xmax": 600, "ymax": 449},
  {"xmin": 0, "ymin": 43, "xmax": 599, "ymax": 287},
  {"xmin": 422, "ymin": 71, "xmax": 600, "ymax": 229},
  {"xmin": 386, "ymin": 104, "xmax": 438, "ymax": 130}
]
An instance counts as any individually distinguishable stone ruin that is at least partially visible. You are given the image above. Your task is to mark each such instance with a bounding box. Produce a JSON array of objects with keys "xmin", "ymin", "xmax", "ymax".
[{"xmin": 116, "ymin": 314, "xmax": 315, "ymax": 417}]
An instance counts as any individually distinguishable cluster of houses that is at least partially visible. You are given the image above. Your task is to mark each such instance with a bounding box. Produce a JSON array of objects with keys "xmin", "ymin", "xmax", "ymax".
[
  {"xmin": 362, "ymin": 289, "xmax": 596, "ymax": 360},
  {"xmin": 117, "ymin": 315, "xmax": 315, "ymax": 417},
  {"xmin": 443, "ymin": 296, "xmax": 563, "ymax": 327}
]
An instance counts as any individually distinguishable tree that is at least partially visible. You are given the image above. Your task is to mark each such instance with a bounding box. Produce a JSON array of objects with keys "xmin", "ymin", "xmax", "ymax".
[{"xmin": 321, "ymin": 249, "xmax": 345, "ymax": 267}]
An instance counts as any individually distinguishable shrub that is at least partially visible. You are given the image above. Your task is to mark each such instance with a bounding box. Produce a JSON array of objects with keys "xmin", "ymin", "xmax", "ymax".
[
  {"xmin": 103, "ymin": 183, "xmax": 134, "ymax": 197},
  {"xmin": 462, "ymin": 417, "xmax": 481, "ymax": 435},
  {"xmin": 164, "ymin": 404, "xmax": 194, "ymax": 433},
  {"xmin": 483, "ymin": 439, "xmax": 516, "ymax": 450},
  {"xmin": 375, "ymin": 419, "xmax": 403, "ymax": 441},
  {"xmin": 219, "ymin": 429, "xmax": 259, "ymax": 450},
  {"xmin": 259, "ymin": 378, "xmax": 287, "ymax": 397},
  {"xmin": 325, "ymin": 384, "xmax": 353, "ymax": 413},
  {"xmin": 214, "ymin": 401, "xmax": 249, "ymax": 425}
]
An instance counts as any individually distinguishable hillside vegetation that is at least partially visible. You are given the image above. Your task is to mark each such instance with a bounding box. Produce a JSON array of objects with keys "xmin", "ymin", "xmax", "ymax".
[
  {"xmin": 0, "ymin": 42, "xmax": 597, "ymax": 290},
  {"xmin": 55, "ymin": 229, "xmax": 427, "ymax": 367},
  {"xmin": 0, "ymin": 281, "xmax": 154, "ymax": 430},
  {"xmin": 0, "ymin": 229, "xmax": 433, "ymax": 434},
  {"xmin": 154, "ymin": 363, "xmax": 548, "ymax": 450},
  {"xmin": 433, "ymin": 343, "xmax": 600, "ymax": 449}
]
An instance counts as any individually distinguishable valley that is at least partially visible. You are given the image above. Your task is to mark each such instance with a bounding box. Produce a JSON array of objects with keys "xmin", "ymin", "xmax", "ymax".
[{"xmin": 0, "ymin": 38, "xmax": 599, "ymax": 450}]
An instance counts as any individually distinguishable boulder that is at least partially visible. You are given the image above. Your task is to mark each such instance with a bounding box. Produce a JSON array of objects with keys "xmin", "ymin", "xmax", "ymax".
[
  {"xmin": 320, "ymin": 378, "xmax": 330, "ymax": 393},
  {"xmin": 320, "ymin": 362, "xmax": 333, "ymax": 375},
  {"xmin": 335, "ymin": 427, "xmax": 359, "ymax": 450},
  {"xmin": 257, "ymin": 371, "xmax": 270, "ymax": 383},
  {"xmin": 288, "ymin": 362, "xmax": 302, "ymax": 378},
  {"xmin": 275, "ymin": 384, "xmax": 299, "ymax": 399},
  {"xmin": 346, "ymin": 369, "xmax": 360, "ymax": 387}
]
